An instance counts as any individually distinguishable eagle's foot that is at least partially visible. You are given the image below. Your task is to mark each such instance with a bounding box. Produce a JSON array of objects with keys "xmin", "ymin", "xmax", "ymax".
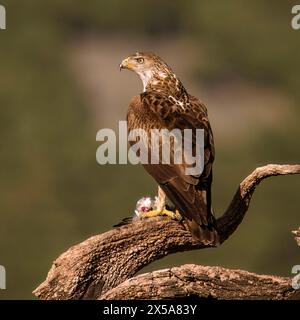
[
  {"xmin": 140, "ymin": 208, "xmax": 182, "ymax": 221},
  {"xmin": 173, "ymin": 209, "xmax": 183, "ymax": 221}
]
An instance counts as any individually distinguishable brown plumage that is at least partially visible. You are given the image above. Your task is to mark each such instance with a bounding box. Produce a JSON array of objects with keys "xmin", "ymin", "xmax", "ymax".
[{"xmin": 120, "ymin": 52, "xmax": 219, "ymax": 245}]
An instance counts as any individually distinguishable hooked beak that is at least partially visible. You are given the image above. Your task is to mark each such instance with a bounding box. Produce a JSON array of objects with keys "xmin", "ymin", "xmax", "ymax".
[{"xmin": 119, "ymin": 57, "xmax": 132, "ymax": 71}]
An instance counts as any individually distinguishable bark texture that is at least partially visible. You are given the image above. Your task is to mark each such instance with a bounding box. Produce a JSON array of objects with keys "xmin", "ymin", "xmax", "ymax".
[
  {"xmin": 101, "ymin": 264, "xmax": 299, "ymax": 300},
  {"xmin": 33, "ymin": 164, "xmax": 300, "ymax": 300}
]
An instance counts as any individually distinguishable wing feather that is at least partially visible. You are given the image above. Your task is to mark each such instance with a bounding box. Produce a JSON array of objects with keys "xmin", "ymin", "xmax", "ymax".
[{"xmin": 127, "ymin": 93, "xmax": 219, "ymax": 244}]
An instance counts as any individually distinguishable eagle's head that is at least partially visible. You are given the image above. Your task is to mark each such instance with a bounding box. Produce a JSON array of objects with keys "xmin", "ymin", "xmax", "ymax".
[{"xmin": 120, "ymin": 52, "xmax": 183, "ymax": 95}]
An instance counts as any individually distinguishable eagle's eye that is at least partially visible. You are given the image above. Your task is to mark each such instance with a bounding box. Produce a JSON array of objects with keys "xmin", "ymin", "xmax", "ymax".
[{"xmin": 136, "ymin": 57, "xmax": 144, "ymax": 64}]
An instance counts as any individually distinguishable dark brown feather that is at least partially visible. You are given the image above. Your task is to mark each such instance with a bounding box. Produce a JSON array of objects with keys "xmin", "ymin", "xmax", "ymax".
[{"xmin": 127, "ymin": 93, "xmax": 219, "ymax": 245}]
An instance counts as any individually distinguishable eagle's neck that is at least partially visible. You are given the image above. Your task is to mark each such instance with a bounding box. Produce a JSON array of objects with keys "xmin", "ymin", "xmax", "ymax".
[
  {"xmin": 138, "ymin": 69, "xmax": 187, "ymax": 99},
  {"xmin": 137, "ymin": 69, "xmax": 154, "ymax": 93}
]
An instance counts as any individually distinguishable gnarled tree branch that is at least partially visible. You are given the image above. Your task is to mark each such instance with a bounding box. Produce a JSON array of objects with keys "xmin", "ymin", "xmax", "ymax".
[
  {"xmin": 102, "ymin": 226, "xmax": 300, "ymax": 300},
  {"xmin": 33, "ymin": 164, "xmax": 300, "ymax": 300},
  {"xmin": 101, "ymin": 264, "xmax": 299, "ymax": 300},
  {"xmin": 293, "ymin": 227, "xmax": 300, "ymax": 247}
]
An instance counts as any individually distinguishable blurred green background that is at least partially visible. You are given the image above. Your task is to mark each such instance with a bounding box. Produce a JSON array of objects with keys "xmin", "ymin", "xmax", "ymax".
[{"xmin": 0, "ymin": 0, "xmax": 299, "ymax": 299}]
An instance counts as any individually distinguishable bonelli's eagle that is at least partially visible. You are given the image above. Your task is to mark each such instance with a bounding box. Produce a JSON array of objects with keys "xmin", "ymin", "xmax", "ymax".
[{"xmin": 120, "ymin": 52, "xmax": 219, "ymax": 245}]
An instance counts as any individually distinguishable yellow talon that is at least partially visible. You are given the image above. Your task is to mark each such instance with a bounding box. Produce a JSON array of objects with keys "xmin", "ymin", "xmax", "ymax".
[
  {"xmin": 173, "ymin": 209, "xmax": 182, "ymax": 221},
  {"xmin": 139, "ymin": 209, "xmax": 161, "ymax": 219},
  {"xmin": 139, "ymin": 209, "xmax": 182, "ymax": 221}
]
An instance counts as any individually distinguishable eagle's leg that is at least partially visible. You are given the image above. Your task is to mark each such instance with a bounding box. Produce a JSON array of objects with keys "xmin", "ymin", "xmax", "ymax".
[
  {"xmin": 156, "ymin": 185, "xmax": 167, "ymax": 212},
  {"xmin": 140, "ymin": 186, "xmax": 182, "ymax": 220}
]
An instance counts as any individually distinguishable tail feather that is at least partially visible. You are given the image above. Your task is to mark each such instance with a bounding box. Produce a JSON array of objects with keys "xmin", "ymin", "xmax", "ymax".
[{"xmin": 187, "ymin": 219, "xmax": 220, "ymax": 246}]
